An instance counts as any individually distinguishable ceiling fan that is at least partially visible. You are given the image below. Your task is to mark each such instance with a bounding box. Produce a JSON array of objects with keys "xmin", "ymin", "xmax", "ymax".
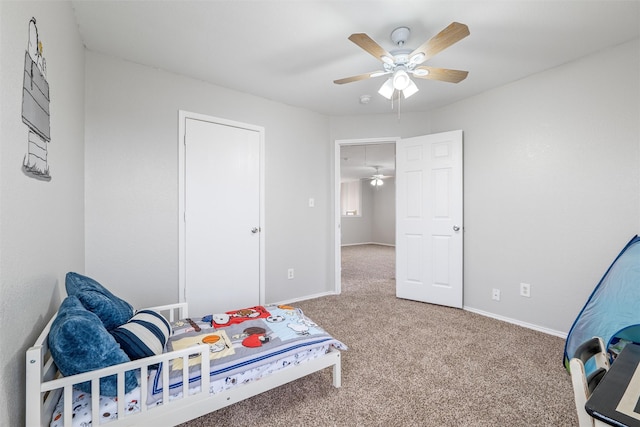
[
  {"xmin": 334, "ymin": 22, "xmax": 470, "ymax": 100},
  {"xmin": 369, "ymin": 166, "xmax": 391, "ymax": 187}
]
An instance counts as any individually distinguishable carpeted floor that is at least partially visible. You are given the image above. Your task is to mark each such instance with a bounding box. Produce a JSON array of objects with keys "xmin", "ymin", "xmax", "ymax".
[{"xmin": 182, "ymin": 244, "xmax": 577, "ymax": 426}]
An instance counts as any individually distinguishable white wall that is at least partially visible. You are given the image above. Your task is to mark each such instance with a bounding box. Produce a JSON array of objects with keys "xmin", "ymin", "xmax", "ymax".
[
  {"xmin": 341, "ymin": 179, "xmax": 373, "ymax": 245},
  {"xmin": 372, "ymin": 177, "xmax": 395, "ymax": 245},
  {"xmin": 331, "ymin": 39, "xmax": 639, "ymax": 334},
  {"xmin": 84, "ymin": 52, "xmax": 332, "ymax": 309},
  {"xmin": 0, "ymin": 3, "xmax": 85, "ymax": 426},
  {"xmin": 329, "ymin": 111, "xmax": 432, "ymax": 141},
  {"xmin": 341, "ymin": 178, "xmax": 395, "ymax": 246},
  {"xmin": 430, "ymin": 39, "xmax": 640, "ymax": 333}
]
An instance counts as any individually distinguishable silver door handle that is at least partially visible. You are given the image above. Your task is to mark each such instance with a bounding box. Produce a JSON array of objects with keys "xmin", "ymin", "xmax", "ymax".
[
  {"xmin": 251, "ymin": 227, "xmax": 260, "ymax": 234},
  {"xmin": 453, "ymin": 225, "xmax": 460, "ymax": 232}
]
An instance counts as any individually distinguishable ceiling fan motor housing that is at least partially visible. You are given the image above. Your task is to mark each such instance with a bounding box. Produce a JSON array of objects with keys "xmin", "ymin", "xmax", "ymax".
[
  {"xmin": 385, "ymin": 27, "xmax": 425, "ymax": 76},
  {"xmin": 391, "ymin": 26, "xmax": 411, "ymax": 46}
]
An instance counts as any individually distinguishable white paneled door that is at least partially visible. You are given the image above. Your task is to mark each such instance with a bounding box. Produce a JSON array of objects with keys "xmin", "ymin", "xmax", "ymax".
[
  {"xmin": 396, "ymin": 130, "xmax": 463, "ymax": 308},
  {"xmin": 181, "ymin": 114, "xmax": 264, "ymax": 316}
]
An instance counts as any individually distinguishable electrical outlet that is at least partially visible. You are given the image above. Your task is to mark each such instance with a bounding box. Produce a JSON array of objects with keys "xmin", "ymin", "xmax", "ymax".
[
  {"xmin": 287, "ymin": 268, "xmax": 294, "ymax": 280},
  {"xmin": 308, "ymin": 198, "xmax": 315, "ymax": 208},
  {"xmin": 492, "ymin": 288, "xmax": 501, "ymax": 301},
  {"xmin": 520, "ymin": 283, "xmax": 531, "ymax": 298}
]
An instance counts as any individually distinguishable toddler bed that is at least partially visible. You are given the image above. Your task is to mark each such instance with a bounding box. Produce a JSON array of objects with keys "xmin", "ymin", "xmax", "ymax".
[{"xmin": 26, "ymin": 273, "xmax": 345, "ymax": 427}]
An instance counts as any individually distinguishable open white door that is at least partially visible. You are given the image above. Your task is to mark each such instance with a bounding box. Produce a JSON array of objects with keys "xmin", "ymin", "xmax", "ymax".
[{"xmin": 396, "ymin": 130, "xmax": 463, "ymax": 308}]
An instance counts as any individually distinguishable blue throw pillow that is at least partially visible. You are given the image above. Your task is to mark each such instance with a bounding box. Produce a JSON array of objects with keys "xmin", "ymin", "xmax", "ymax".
[
  {"xmin": 48, "ymin": 295, "xmax": 138, "ymax": 396},
  {"xmin": 111, "ymin": 310, "xmax": 171, "ymax": 360},
  {"xmin": 65, "ymin": 272, "xmax": 133, "ymax": 330}
]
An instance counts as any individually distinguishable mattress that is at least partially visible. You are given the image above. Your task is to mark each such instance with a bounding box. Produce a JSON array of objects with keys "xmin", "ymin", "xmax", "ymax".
[{"xmin": 50, "ymin": 305, "xmax": 345, "ymax": 426}]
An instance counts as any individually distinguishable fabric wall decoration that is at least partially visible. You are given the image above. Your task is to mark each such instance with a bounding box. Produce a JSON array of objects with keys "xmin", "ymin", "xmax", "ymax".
[{"xmin": 21, "ymin": 17, "xmax": 52, "ymax": 181}]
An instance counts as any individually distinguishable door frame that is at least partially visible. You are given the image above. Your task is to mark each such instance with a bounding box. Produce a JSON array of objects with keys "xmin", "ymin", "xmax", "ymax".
[
  {"xmin": 333, "ymin": 137, "xmax": 400, "ymax": 294},
  {"xmin": 178, "ymin": 110, "xmax": 266, "ymax": 305}
]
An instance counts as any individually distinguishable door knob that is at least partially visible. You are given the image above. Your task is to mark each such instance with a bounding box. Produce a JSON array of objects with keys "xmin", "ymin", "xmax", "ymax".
[
  {"xmin": 251, "ymin": 227, "xmax": 260, "ymax": 234},
  {"xmin": 453, "ymin": 225, "xmax": 460, "ymax": 232}
]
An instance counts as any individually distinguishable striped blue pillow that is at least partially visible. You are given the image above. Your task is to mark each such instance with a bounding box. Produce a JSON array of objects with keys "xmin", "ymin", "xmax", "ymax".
[{"xmin": 110, "ymin": 310, "xmax": 171, "ymax": 360}]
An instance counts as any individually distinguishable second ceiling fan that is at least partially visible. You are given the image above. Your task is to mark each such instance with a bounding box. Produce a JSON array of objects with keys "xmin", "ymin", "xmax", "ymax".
[
  {"xmin": 334, "ymin": 22, "xmax": 470, "ymax": 100},
  {"xmin": 369, "ymin": 166, "xmax": 392, "ymax": 187}
]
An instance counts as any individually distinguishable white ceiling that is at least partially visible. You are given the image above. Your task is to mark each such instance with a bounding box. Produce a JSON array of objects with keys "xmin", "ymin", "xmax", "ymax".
[
  {"xmin": 340, "ymin": 143, "xmax": 396, "ymax": 181},
  {"xmin": 71, "ymin": 0, "xmax": 640, "ymax": 118}
]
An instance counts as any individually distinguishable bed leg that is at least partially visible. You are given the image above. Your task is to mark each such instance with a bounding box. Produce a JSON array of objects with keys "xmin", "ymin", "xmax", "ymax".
[{"xmin": 332, "ymin": 353, "xmax": 342, "ymax": 388}]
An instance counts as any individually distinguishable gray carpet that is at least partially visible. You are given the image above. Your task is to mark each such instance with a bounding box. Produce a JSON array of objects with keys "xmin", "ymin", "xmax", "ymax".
[{"xmin": 182, "ymin": 244, "xmax": 577, "ymax": 426}]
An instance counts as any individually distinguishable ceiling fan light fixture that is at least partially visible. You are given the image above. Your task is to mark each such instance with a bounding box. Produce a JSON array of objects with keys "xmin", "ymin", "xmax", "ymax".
[
  {"xmin": 381, "ymin": 55, "xmax": 394, "ymax": 65},
  {"xmin": 371, "ymin": 178, "xmax": 384, "ymax": 187},
  {"xmin": 392, "ymin": 68, "xmax": 411, "ymax": 90},
  {"xmin": 412, "ymin": 68, "xmax": 429, "ymax": 77},
  {"xmin": 378, "ymin": 78, "xmax": 394, "ymax": 99},
  {"xmin": 402, "ymin": 80, "xmax": 419, "ymax": 99},
  {"xmin": 409, "ymin": 52, "xmax": 426, "ymax": 65}
]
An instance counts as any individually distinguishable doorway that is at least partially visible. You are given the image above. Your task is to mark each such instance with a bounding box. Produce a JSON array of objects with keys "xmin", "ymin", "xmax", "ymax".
[
  {"xmin": 334, "ymin": 137, "xmax": 399, "ymax": 294},
  {"xmin": 335, "ymin": 131, "xmax": 463, "ymax": 308}
]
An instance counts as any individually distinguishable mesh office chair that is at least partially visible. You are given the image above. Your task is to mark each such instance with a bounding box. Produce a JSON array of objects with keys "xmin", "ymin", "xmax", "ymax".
[{"xmin": 569, "ymin": 337, "xmax": 610, "ymax": 427}]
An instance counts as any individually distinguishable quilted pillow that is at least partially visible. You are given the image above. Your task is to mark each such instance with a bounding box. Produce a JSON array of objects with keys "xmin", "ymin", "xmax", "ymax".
[
  {"xmin": 48, "ymin": 295, "xmax": 138, "ymax": 396},
  {"xmin": 65, "ymin": 272, "xmax": 133, "ymax": 330},
  {"xmin": 111, "ymin": 310, "xmax": 172, "ymax": 360}
]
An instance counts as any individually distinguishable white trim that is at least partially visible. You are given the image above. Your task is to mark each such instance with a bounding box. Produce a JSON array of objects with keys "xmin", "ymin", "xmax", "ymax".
[
  {"xmin": 464, "ymin": 306, "xmax": 568, "ymax": 338},
  {"xmin": 178, "ymin": 110, "xmax": 266, "ymax": 307},
  {"xmin": 334, "ymin": 137, "xmax": 400, "ymax": 297},
  {"xmin": 269, "ymin": 291, "xmax": 338, "ymax": 307}
]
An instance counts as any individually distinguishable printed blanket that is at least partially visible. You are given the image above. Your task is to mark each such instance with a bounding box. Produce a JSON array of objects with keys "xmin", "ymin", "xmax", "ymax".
[{"xmin": 147, "ymin": 305, "xmax": 346, "ymax": 404}]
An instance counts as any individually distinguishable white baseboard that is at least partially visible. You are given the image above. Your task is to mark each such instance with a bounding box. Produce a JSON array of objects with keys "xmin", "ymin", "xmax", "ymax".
[
  {"xmin": 464, "ymin": 306, "xmax": 567, "ymax": 339},
  {"xmin": 269, "ymin": 290, "xmax": 337, "ymax": 307},
  {"xmin": 273, "ymin": 292, "xmax": 567, "ymax": 339}
]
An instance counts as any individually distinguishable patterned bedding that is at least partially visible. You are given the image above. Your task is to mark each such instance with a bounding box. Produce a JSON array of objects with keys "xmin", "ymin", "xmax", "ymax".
[
  {"xmin": 147, "ymin": 305, "xmax": 346, "ymax": 403},
  {"xmin": 50, "ymin": 386, "xmax": 142, "ymax": 426},
  {"xmin": 50, "ymin": 305, "xmax": 346, "ymax": 426}
]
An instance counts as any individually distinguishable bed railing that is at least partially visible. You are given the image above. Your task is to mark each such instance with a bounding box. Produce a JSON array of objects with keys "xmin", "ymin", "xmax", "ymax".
[
  {"xmin": 26, "ymin": 302, "xmax": 199, "ymax": 427},
  {"xmin": 26, "ymin": 302, "xmax": 342, "ymax": 427}
]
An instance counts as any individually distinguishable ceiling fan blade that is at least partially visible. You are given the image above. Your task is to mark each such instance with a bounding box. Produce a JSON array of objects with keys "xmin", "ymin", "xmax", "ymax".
[
  {"xmin": 348, "ymin": 33, "xmax": 393, "ymax": 63},
  {"xmin": 333, "ymin": 71, "xmax": 388, "ymax": 85},
  {"xmin": 413, "ymin": 66, "xmax": 469, "ymax": 83},
  {"xmin": 409, "ymin": 22, "xmax": 470, "ymax": 64}
]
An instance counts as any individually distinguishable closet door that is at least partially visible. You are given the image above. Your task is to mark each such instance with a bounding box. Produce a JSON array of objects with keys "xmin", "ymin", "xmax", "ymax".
[{"xmin": 180, "ymin": 113, "xmax": 264, "ymax": 316}]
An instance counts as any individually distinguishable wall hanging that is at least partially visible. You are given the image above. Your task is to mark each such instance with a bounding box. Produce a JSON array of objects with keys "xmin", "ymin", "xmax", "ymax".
[{"xmin": 22, "ymin": 17, "xmax": 52, "ymax": 181}]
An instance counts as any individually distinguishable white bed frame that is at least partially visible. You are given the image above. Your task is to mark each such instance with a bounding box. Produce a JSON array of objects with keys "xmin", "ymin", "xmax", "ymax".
[{"xmin": 26, "ymin": 303, "xmax": 342, "ymax": 427}]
